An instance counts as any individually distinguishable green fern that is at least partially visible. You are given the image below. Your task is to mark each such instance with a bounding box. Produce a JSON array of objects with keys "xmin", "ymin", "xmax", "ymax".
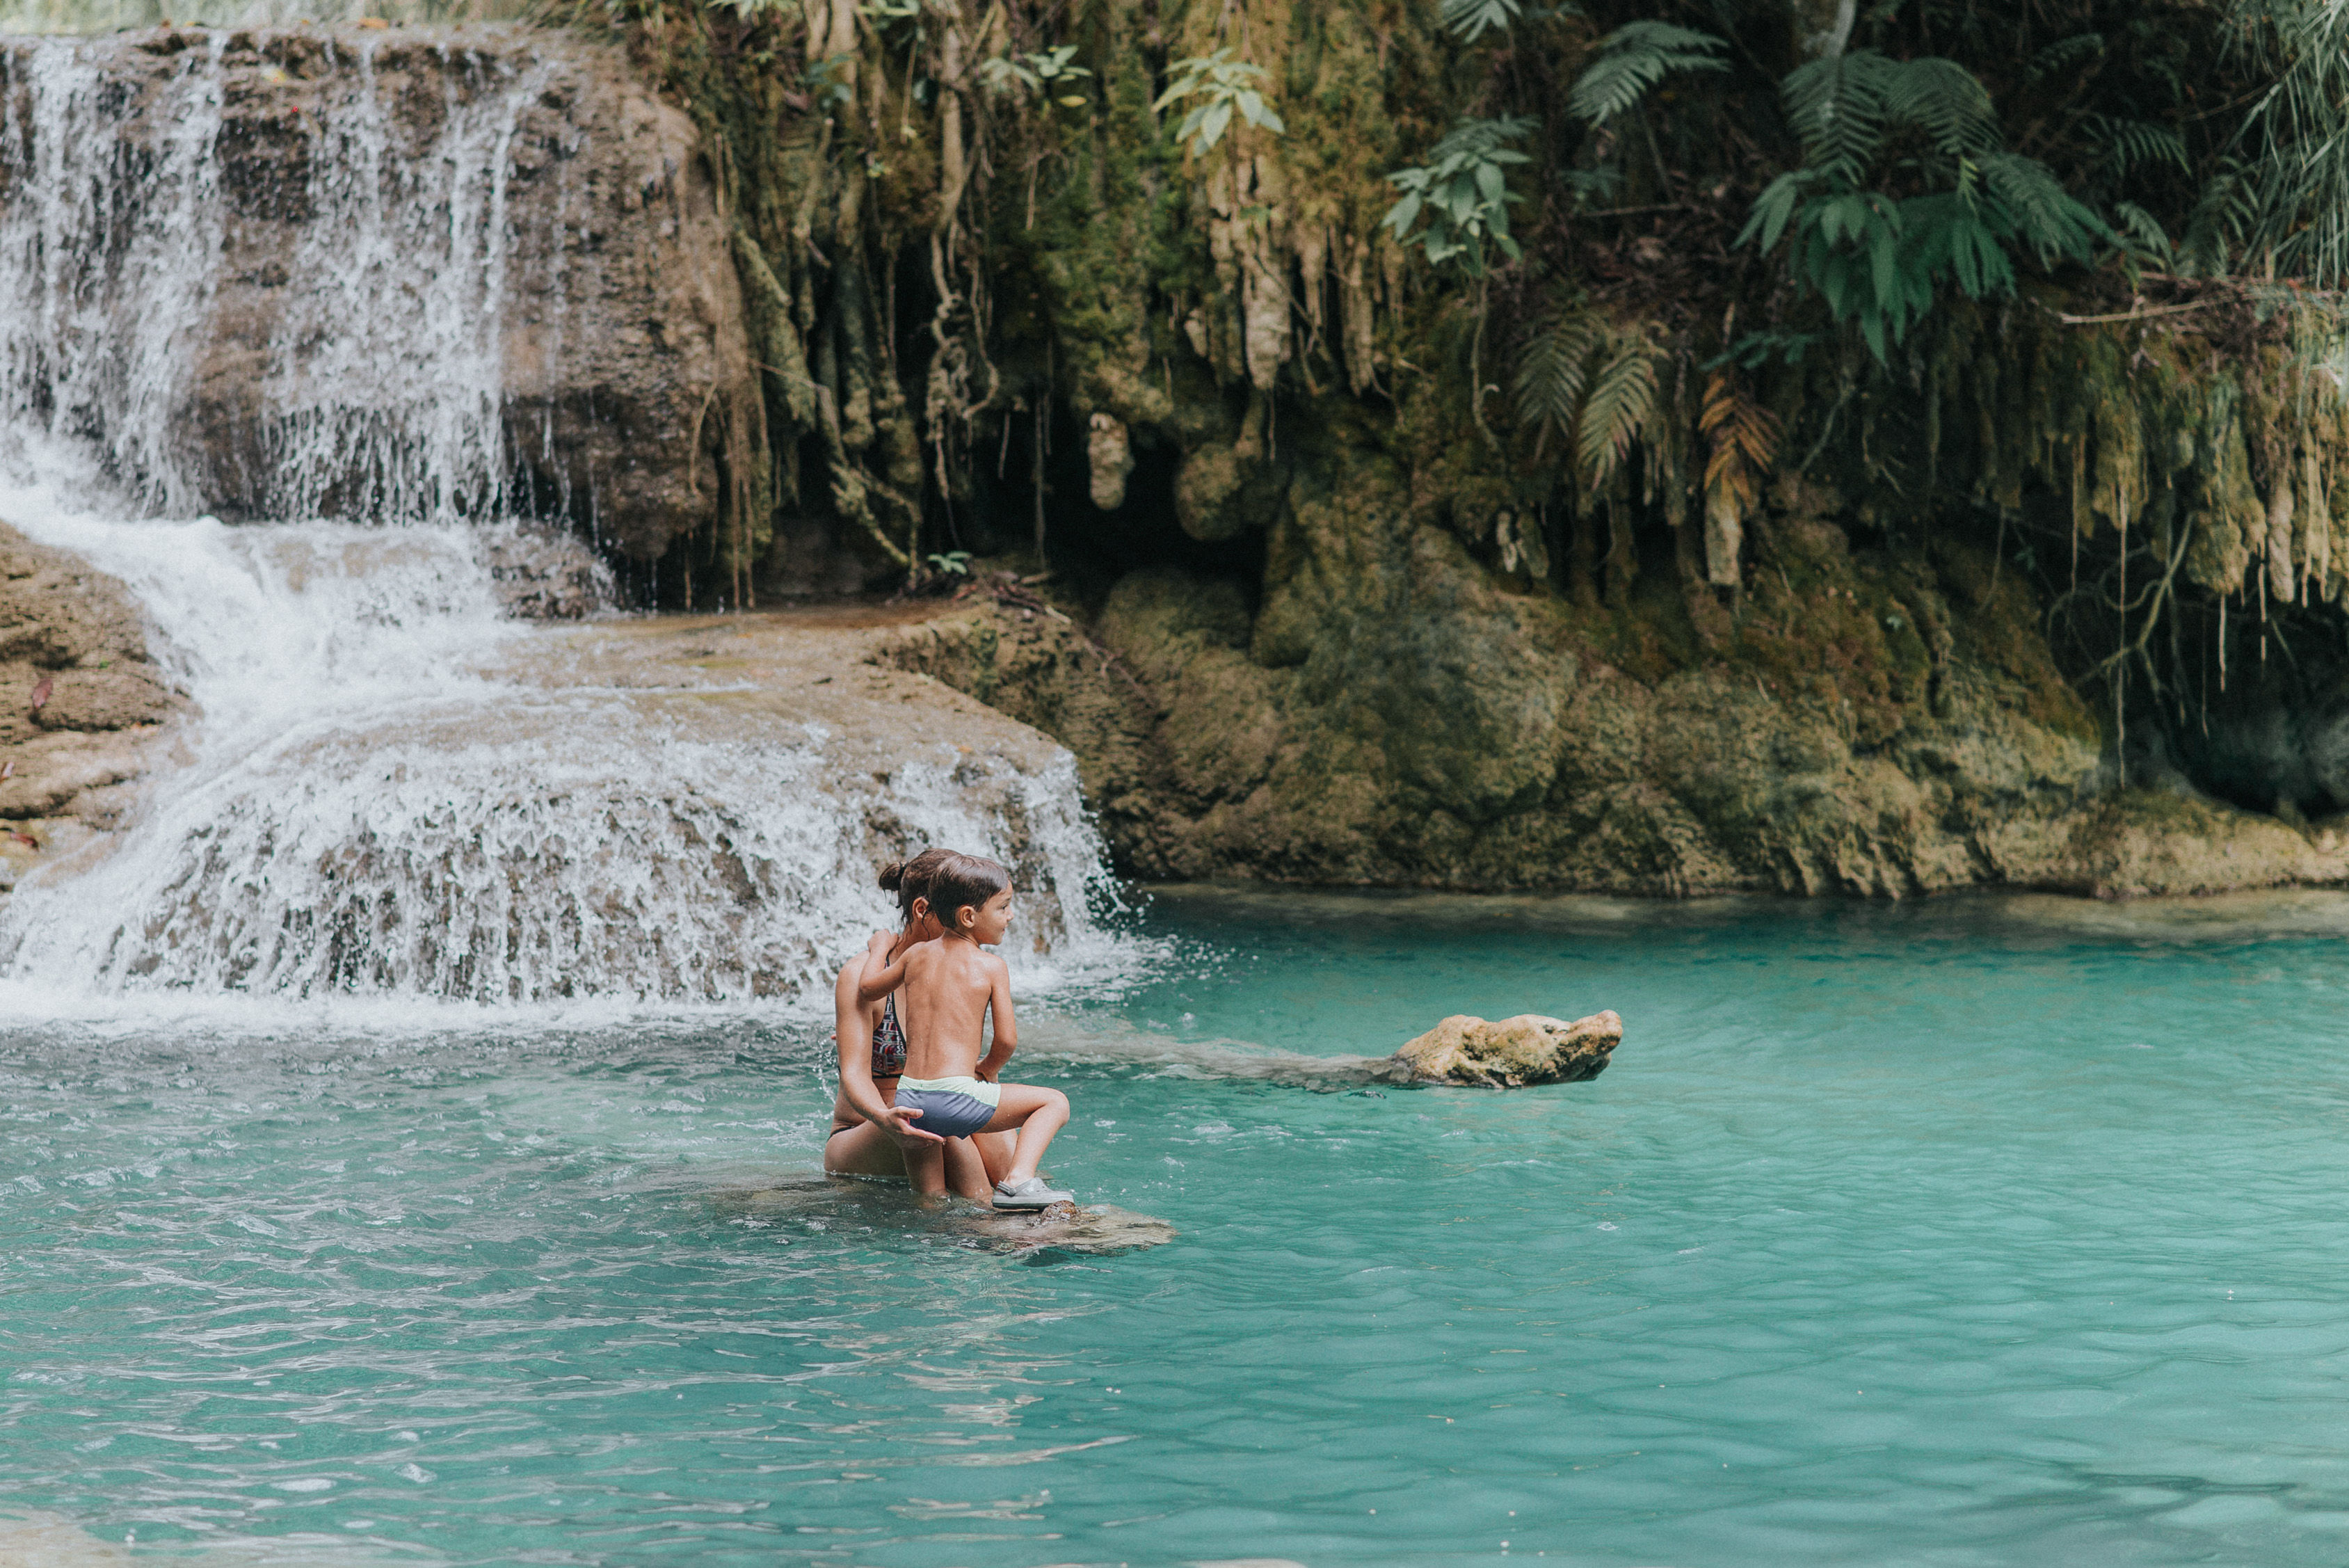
[
  {"xmin": 2085, "ymin": 115, "xmax": 2190, "ymax": 178},
  {"xmin": 1564, "ymin": 22, "xmax": 1729, "ymax": 128},
  {"xmin": 1978, "ymin": 152, "xmax": 2107, "ymax": 265},
  {"xmin": 2113, "ymin": 201, "xmax": 2176, "ymax": 266},
  {"xmin": 1779, "ymin": 51, "xmax": 1997, "ymax": 182},
  {"xmin": 1576, "ymin": 337, "xmax": 1660, "ymax": 486},
  {"xmin": 1742, "ymin": 49, "xmax": 2109, "ymax": 360},
  {"xmin": 2176, "ymin": 156, "xmax": 2253, "ymax": 278},
  {"xmin": 2027, "ymin": 32, "xmax": 2105, "ymax": 81},
  {"xmin": 1441, "ymin": 0, "xmax": 1521, "ymax": 42},
  {"xmin": 1513, "ymin": 305, "xmax": 1604, "ymax": 458}
]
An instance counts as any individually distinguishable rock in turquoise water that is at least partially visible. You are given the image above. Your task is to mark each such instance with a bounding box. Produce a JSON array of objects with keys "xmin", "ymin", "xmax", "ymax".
[{"xmin": 1382, "ymin": 1009, "xmax": 1621, "ymax": 1087}]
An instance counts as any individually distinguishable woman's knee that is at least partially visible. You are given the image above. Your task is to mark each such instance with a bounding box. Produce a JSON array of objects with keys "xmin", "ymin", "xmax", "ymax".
[{"xmin": 825, "ymin": 1123, "xmax": 906, "ymax": 1178}]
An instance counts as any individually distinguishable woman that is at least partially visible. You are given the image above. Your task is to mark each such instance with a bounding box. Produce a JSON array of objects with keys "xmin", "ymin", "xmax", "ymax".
[{"xmin": 824, "ymin": 849, "xmax": 1014, "ymax": 1199}]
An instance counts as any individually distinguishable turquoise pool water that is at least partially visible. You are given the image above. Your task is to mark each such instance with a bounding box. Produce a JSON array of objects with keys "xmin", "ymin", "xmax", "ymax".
[{"xmin": 8, "ymin": 888, "xmax": 2349, "ymax": 1566}]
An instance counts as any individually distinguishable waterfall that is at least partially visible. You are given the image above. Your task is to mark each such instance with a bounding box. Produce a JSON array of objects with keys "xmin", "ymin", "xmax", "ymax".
[
  {"xmin": 0, "ymin": 29, "xmax": 1133, "ymax": 1009},
  {"xmin": 0, "ymin": 31, "xmax": 557, "ymax": 521}
]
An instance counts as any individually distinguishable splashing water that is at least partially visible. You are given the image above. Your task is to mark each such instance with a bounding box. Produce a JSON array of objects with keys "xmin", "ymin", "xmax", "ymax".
[
  {"xmin": 0, "ymin": 456, "xmax": 1132, "ymax": 1008},
  {"xmin": 0, "ymin": 26, "xmax": 1136, "ymax": 1010}
]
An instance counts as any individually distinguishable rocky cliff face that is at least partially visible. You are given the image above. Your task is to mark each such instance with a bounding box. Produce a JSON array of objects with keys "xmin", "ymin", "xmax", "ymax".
[
  {"xmin": 0, "ymin": 25, "xmax": 757, "ymax": 561},
  {"xmin": 885, "ymin": 451, "xmax": 2346, "ymax": 899}
]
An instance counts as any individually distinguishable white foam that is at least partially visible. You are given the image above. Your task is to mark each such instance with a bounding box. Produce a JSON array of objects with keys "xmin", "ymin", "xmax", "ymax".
[{"xmin": 0, "ymin": 465, "xmax": 1138, "ymax": 1007}]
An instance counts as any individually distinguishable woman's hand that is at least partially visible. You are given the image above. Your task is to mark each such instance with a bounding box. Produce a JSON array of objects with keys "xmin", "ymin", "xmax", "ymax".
[{"xmin": 883, "ymin": 1105, "xmax": 945, "ymax": 1146}]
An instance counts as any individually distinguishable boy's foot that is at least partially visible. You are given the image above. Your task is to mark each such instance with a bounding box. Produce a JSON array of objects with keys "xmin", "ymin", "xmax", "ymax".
[{"xmin": 993, "ymin": 1176, "xmax": 1073, "ymax": 1210}]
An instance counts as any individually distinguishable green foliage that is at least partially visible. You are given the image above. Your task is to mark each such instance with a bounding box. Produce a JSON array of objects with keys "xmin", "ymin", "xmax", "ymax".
[
  {"xmin": 1574, "ymin": 334, "xmax": 1660, "ymax": 485},
  {"xmin": 1381, "ymin": 116, "xmax": 1535, "ymax": 273},
  {"xmin": 2176, "ymin": 156, "xmax": 2255, "ymax": 278},
  {"xmin": 801, "ymin": 54, "xmax": 854, "ymax": 109},
  {"xmin": 1153, "ymin": 49, "xmax": 1285, "ymax": 159},
  {"xmin": 979, "ymin": 46, "xmax": 1091, "ymax": 106},
  {"xmin": 2083, "ymin": 115, "xmax": 2188, "ymax": 179},
  {"xmin": 1441, "ymin": 0, "xmax": 1524, "ymax": 42},
  {"xmin": 1740, "ymin": 51, "xmax": 2108, "ymax": 358},
  {"xmin": 2234, "ymin": 0, "xmax": 2349, "ymax": 284},
  {"xmin": 1564, "ymin": 21, "xmax": 1728, "ymax": 127},
  {"xmin": 1512, "ymin": 301, "xmax": 1662, "ymax": 488},
  {"xmin": 926, "ymin": 550, "xmax": 974, "ymax": 577},
  {"xmin": 1514, "ymin": 303, "xmax": 1605, "ymax": 458}
]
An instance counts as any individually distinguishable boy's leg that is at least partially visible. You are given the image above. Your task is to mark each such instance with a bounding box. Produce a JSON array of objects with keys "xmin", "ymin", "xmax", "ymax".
[
  {"xmin": 971, "ymin": 1129, "xmax": 1020, "ymax": 1186},
  {"xmin": 977, "ymin": 1084, "xmax": 1070, "ymax": 1184},
  {"xmin": 941, "ymin": 1136, "xmax": 997, "ymax": 1201},
  {"xmin": 903, "ymin": 1137, "xmax": 949, "ymax": 1198}
]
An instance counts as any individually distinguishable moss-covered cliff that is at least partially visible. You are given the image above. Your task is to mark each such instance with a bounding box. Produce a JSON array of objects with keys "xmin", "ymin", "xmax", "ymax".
[{"xmin": 577, "ymin": 0, "xmax": 2349, "ymax": 892}]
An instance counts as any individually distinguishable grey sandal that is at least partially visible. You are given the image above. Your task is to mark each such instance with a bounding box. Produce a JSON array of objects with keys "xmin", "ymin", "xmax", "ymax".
[{"xmin": 992, "ymin": 1176, "xmax": 1074, "ymax": 1210}]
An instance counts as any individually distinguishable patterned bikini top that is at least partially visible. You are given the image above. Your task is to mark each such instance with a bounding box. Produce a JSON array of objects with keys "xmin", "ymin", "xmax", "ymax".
[{"xmin": 871, "ymin": 992, "xmax": 907, "ymax": 1079}]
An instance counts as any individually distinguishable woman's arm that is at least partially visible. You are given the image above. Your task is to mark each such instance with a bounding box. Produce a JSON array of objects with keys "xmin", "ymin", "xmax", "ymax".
[
  {"xmin": 975, "ymin": 954, "xmax": 1016, "ymax": 1081},
  {"xmin": 834, "ymin": 938, "xmax": 941, "ymax": 1144}
]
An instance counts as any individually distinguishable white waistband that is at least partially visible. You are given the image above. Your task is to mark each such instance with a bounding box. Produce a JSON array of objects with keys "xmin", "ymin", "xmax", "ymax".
[{"xmin": 897, "ymin": 1075, "xmax": 1002, "ymax": 1106}]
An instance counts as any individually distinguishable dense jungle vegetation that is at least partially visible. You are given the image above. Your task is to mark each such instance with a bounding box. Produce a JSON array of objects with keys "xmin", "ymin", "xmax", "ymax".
[{"xmin": 600, "ymin": 0, "xmax": 2349, "ymax": 817}]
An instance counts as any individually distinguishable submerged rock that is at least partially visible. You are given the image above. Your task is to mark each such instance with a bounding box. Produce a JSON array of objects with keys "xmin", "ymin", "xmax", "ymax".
[
  {"xmin": 712, "ymin": 1176, "xmax": 1176, "ymax": 1257},
  {"xmin": 959, "ymin": 1201, "xmax": 1178, "ymax": 1258},
  {"xmin": 1379, "ymin": 1011, "xmax": 1621, "ymax": 1088}
]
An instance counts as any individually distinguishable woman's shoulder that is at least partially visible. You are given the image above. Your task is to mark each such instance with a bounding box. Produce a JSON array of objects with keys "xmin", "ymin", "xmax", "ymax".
[{"xmin": 834, "ymin": 929, "xmax": 893, "ymax": 981}]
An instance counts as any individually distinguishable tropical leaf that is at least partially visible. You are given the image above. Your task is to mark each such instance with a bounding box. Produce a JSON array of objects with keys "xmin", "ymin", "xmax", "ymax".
[
  {"xmin": 1576, "ymin": 336, "xmax": 1660, "ymax": 484},
  {"xmin": 2027, "ymin": 31, "xmax": 2105, "ymax": 81},
  {"xmin": 1155, "ymin": 49, "xmax": 1282, "ymax": 157},
  {"xmin": 2085, "ymin": 115, "xmax": 2190, "ymax": 177},
  {"xmin": 1700, "ymin": 371, "xmax": 1781, "ymax": 520},
  {"xmin": 1514, "ymin": 304, "xmax": 1605, "ymax": 458},
  {"xmin": 1894, "ymin": 58, "xmax": 2001, "ymax": 162},
  {"xmin": 2234, "ymin": 0, "xmax": 2349, "ymax": 282},
  {"xmin": 1979, "ymin": 152, "xmax": 2110, "ymax": 263},
  {"xmin": 1746, "ymin": 47, "xmax": 2115, "ymax": 358},
  {"xmin": 1441, "ymin": 0, "xmax": 1521, "ymax": 42},
  {"xmin": 2113, "ymin": 200, "xmax": 2176, "ymax": 266},
  {"xmin": 1565, "ymin": 21, "xmax": 1729, "ymax": 127},
  {"xmin": 1384, "ymin": 117, "xmax": 1537, "ymax": 275}
]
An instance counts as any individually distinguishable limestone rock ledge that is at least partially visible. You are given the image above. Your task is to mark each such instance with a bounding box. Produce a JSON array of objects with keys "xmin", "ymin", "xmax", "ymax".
[
  {"xmin": 0, "ymin": 522, "xmax": 189, "ymax": 886},
  {"xmin": 879, "ymin": 529, "xmax": 2349, "ymax": 899},
  {"xmin": 1376, "ymin": 1011, "xmax": 1622, "ymax": 1088}
]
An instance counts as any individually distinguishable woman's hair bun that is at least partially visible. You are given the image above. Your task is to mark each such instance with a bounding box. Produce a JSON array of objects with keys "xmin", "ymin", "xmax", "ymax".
[{"xmin": 876, "ymin": 860, "xmax": 908, "ymax": 893}]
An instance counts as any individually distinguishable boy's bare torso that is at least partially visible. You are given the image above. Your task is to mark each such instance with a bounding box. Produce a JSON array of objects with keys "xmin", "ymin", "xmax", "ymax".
[{"xmin": 898, "ymin": 938, "xmax": 1007, "ymax": 1079}]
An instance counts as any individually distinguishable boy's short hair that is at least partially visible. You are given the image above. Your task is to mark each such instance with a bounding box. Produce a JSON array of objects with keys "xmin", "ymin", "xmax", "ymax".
[{"xmin": 926, "ymin": 853, "xmax": 1011, "ymax": 932}]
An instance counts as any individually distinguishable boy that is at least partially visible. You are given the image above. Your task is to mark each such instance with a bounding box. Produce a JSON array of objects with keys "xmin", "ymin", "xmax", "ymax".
[{"xmin": 858, "ymin": 852, "xmax": 1073, "ymax": 1210}]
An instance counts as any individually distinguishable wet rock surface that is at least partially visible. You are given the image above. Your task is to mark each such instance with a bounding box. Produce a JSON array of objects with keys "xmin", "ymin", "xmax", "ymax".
[
  {"xmin": 1381, "ymin": 1011, "xmax": 1622, "ymax": 1088},
  {"xmin": 883, "ymin": 486, "xmax": 2349, "ymax": 898},
  {"xmin": 709, "ymin": 1175, "xmax": 1176, "ymax": 1257},
  {"xmin": 0, "ymin": 521, "xmax": 186, "ymax": 877}
]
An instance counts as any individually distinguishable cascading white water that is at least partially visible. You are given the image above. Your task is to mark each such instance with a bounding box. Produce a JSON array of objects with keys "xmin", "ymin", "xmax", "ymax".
[
  {"xmin": 0, "ymin": 35, "xmax": 228, "ymax": 513},
  {"xmin": 0, "ymin": 30, "xmax": 558, "ymax": 520},
  {"xmin": 0, "ymin": 29, "xmax": 1134, "ymax": 1009},
  {"xmin": 0, "ymin": 449, "xmax": 1130, "ymax": 1006}
]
